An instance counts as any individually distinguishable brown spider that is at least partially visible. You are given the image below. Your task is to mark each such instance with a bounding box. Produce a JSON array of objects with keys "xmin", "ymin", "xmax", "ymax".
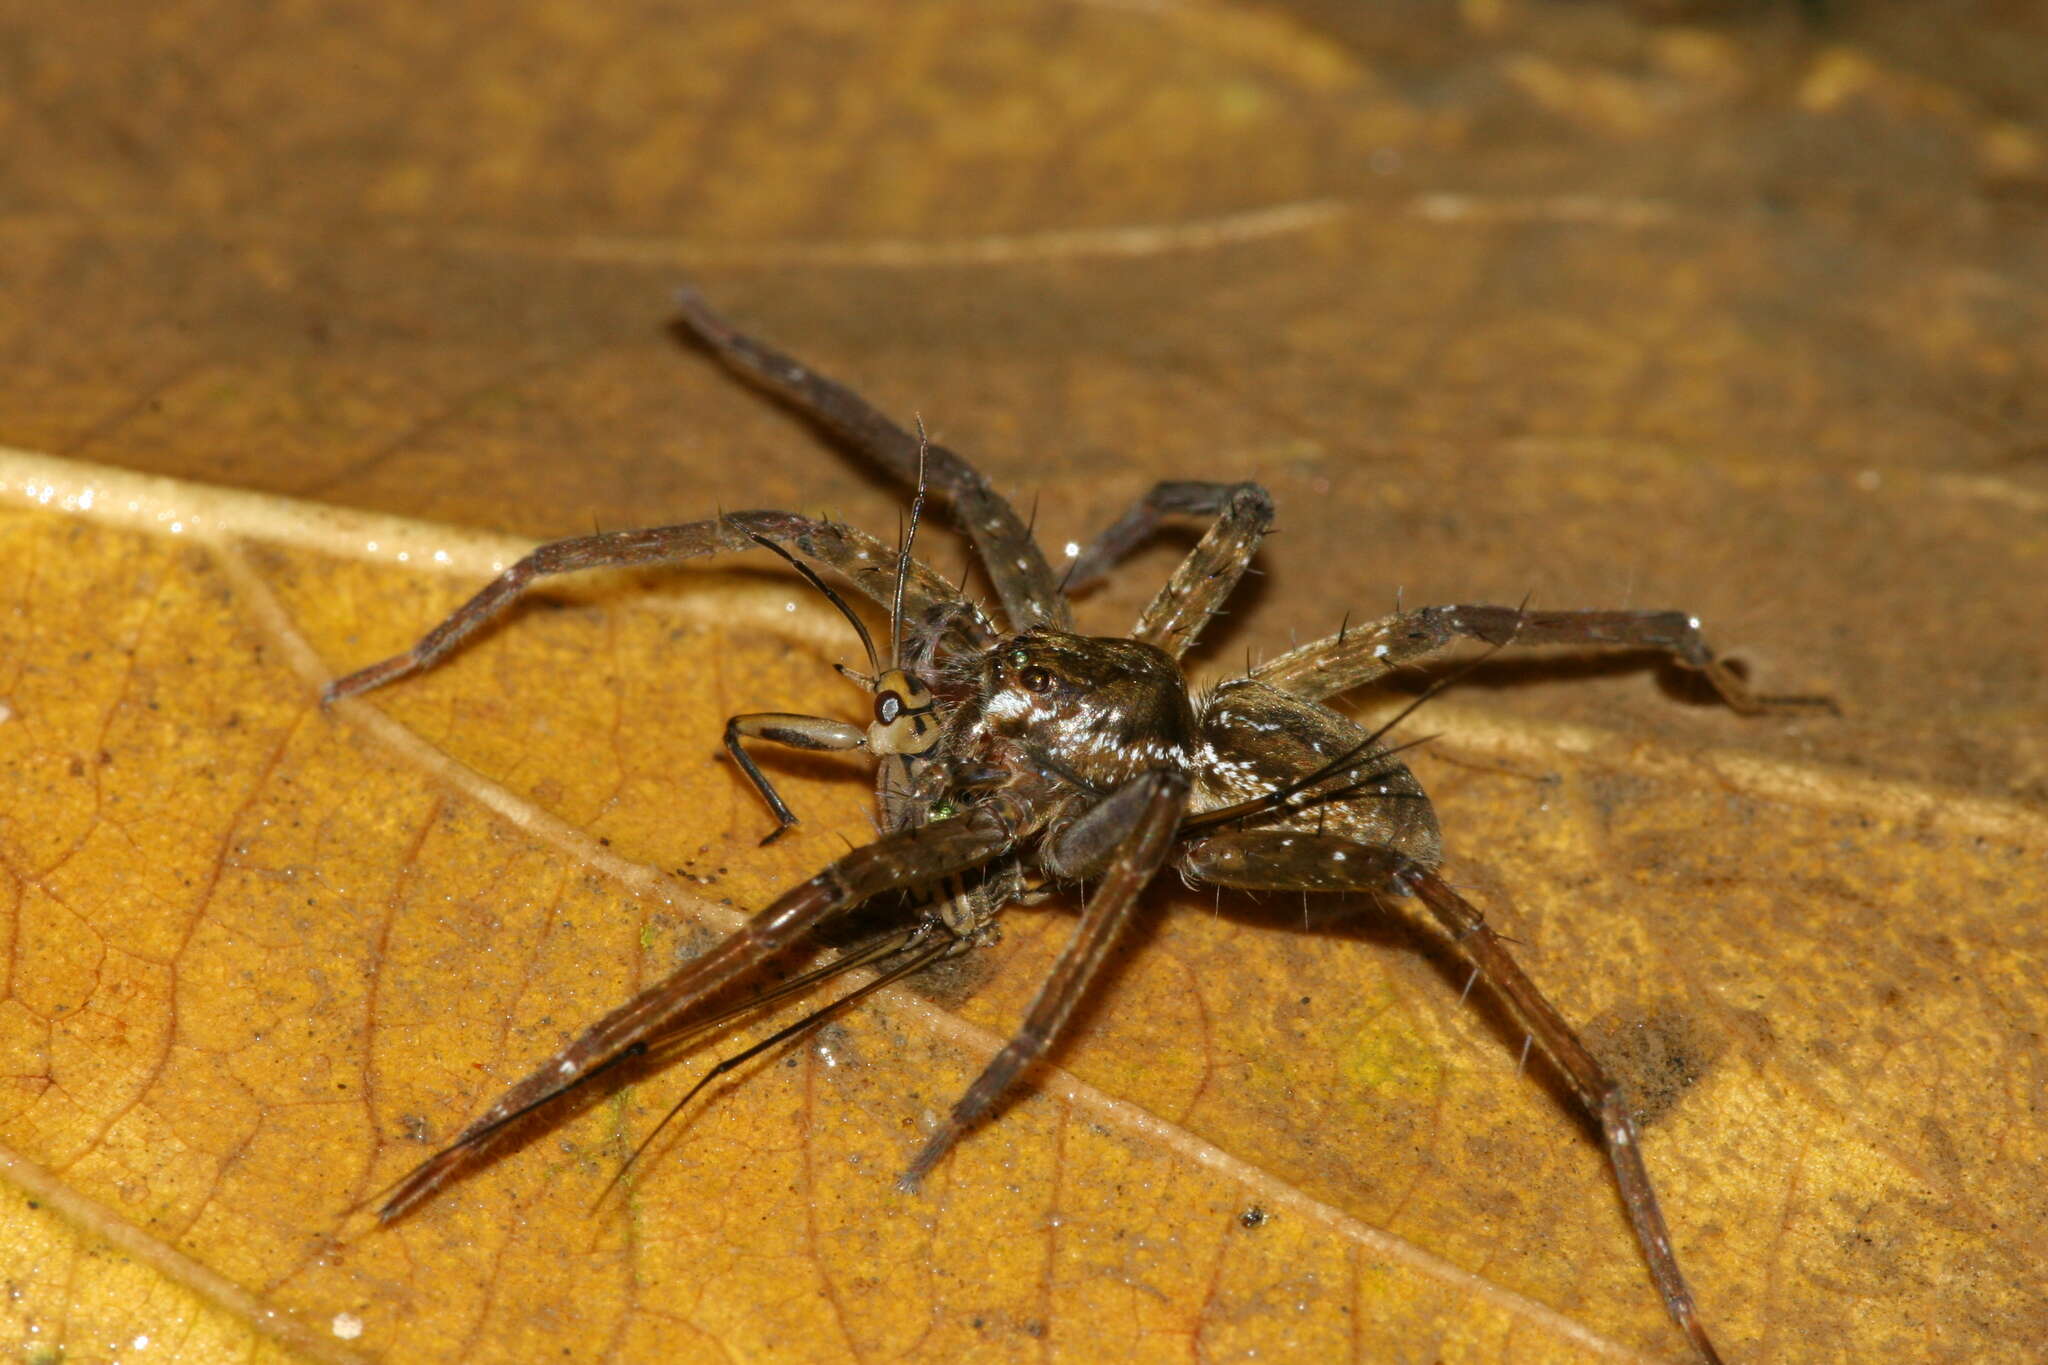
[{"xmin": 325, "ymin": 290, "xmax": 1825, "ymax": 1363}]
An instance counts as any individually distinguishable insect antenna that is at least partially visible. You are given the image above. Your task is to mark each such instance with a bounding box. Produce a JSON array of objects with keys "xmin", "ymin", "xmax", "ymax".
[
  {"xmin": 890, "ymin": 419, "xmax": 932, "ymax": 670},
  {"xmin": 591, "ymin": 925, "xmax": 954, "ymax": 1213},
  {"xmin": 742, "ymin": 531, "xmax": 883, "ymax": 680}
]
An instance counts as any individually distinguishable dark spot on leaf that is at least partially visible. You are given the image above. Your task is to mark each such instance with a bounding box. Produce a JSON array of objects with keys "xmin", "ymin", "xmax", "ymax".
[{"xmin": 1586, "ymin": 998, "xmax": 1727, "ymax": 1126}]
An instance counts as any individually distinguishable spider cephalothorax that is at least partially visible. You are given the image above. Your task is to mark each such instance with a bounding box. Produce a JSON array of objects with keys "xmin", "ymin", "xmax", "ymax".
[
  {"xmin": 957, "ymin": 631, "xmax": 1196, "ymax": 786},
  {"xmin": 325, "ymin": 291, "xmax": 1828, "ymax": 1364}
]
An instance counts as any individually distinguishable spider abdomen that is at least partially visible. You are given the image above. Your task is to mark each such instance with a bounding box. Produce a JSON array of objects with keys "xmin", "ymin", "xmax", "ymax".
[{"xmin": 1191, "ymin": 679, "xmax": 1441, "ymax": 864}]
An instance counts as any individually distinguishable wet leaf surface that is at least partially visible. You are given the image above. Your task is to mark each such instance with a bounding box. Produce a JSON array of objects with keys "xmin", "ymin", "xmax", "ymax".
[{"xmin": 2, "ymin": 2, "xmax": 2044, "ymax": 1362}]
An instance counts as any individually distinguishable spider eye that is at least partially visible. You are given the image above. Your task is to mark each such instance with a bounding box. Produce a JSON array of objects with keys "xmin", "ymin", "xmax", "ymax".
[
  {"xmin": 875, "ymin": 691, "xmax": 902, "ymax": 724},
  {"xmin": 1019, "ymin": 665, "xmax": 1053, "ymax": 694},
  {"xmin": 1010, "ymin": 649, "xmax": 1030, "ymax": 667}
]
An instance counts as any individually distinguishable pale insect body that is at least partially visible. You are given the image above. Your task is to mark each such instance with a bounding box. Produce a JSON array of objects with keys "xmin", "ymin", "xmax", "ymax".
[{"xmin": 326, "ymin": 291, "xmax": 1829, "ymax": 1363}]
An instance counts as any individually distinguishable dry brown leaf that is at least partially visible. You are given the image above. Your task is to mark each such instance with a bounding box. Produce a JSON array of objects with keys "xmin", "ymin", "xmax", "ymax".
[{"xmin": 3, "ymin": 2, "xmax": 2045, "ymax": 1363}]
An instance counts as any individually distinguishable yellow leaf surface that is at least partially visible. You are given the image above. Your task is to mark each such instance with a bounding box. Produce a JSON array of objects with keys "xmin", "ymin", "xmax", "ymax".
[{"xmin": 3, "ymin": 3, "xmax": 2045, "ymax": 1364}]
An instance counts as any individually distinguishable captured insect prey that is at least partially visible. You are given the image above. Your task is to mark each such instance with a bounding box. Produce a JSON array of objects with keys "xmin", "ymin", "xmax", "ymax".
[{"xmin": 323, "ymin": 290, "xmax": 1830, "ymax": 1363}]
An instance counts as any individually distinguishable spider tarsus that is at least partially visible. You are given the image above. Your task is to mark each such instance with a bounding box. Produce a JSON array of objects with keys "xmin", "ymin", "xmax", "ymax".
[
  {"xmin": 322, "ymin": 665, "xmax": 384, "ymax": 706},
  {"xmin": 1759, "ymin": 688, "xmax": 1840, "ymax": 716}
]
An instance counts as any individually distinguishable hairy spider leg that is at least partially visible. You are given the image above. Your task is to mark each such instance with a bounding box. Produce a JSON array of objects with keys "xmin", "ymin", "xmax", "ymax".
[
  {"xmin": 1181, "ymin": 831, "xmax": 1726, "ymax": 1365},
  {"xmin": 366, "ymin": 919, "xmax": 928, "ymax": 1222},
  {"xmin": 1253, "ymin": 604, "xmax": 1834, "ymax": 714},
  {"xmin": 1059, "ymin": 477, "xmax": 1269, "ymax": 591},
  {"xmin": 1055, "ymin": 478, "xmax": 1284, "ymax": 659},
  {"xmin": 376, "ymin": 803, "xmax": 1022, "ymax": 1221},
  {"xmin": 673, "ymin": 288, "xmax": 1072, "ymax": 633},
  {"xmin": 594, "ymin": 923, "xmax": 958, "ymax": 1213},
  {"xmin": 323, "ymin": 510, "xmax": 985, "ymax": 705},
  {"xmin": 1118, "ymin": 483, "xmax": 1275, "ymax": 658},
  {"xmin": 898, "ymin": 768, "xmax": 1190, "ymax": 1189}
]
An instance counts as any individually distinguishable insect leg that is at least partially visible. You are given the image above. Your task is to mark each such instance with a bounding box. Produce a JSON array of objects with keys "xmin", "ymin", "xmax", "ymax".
[
  {"xmin": 377, "ymin": 804, "xmax": 1020, "ymax": 1220},
  {"xmin": 323, "ymin": 510, "xmax": 977, "ymax": 704},
  {"xmin": 898, "ymin": 768, "xmax": 1189, "ymax": 1189},
  {"xmin": 723, "ymin": 713, "xmax": 867, "ymax": 843},
  {"xmin": 1182, "ymin": 829, "xmax": 1725, "ymax": 1365},
  {"xmin": 1253, "ymin": 604, "xmax": 1832, "ymax": 714},
  {"xmin": 674, "ymin": 288, "xmax": 1073, "ymax": 631}
]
